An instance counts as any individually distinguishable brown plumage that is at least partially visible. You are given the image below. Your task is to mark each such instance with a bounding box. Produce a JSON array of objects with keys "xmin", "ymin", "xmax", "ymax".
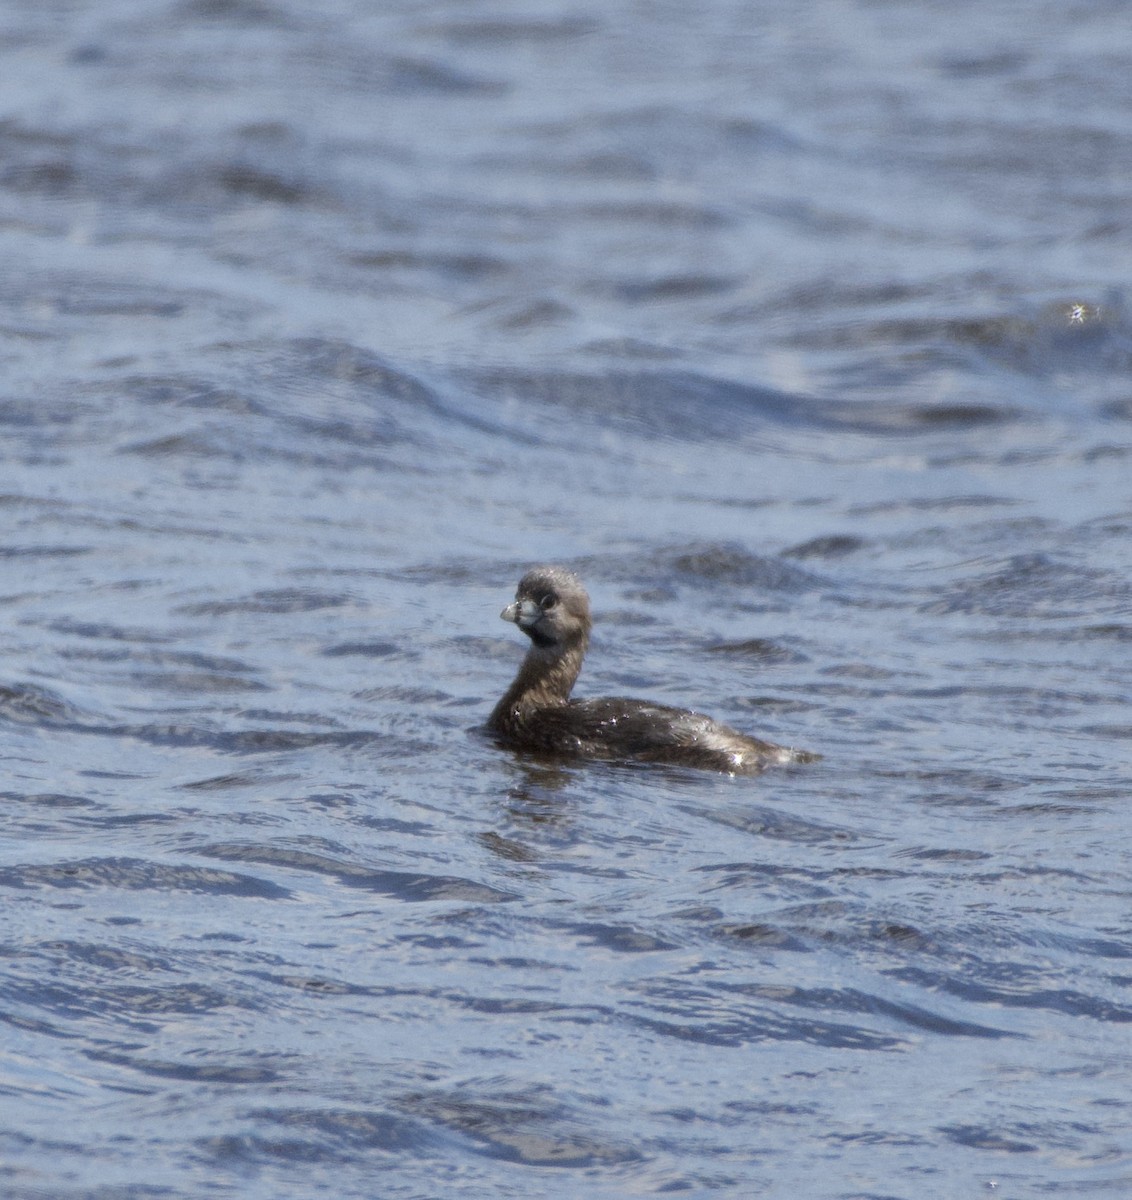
[{"xmin": 487, "ymin": 566, "xmax": 818, "ymax": 774}]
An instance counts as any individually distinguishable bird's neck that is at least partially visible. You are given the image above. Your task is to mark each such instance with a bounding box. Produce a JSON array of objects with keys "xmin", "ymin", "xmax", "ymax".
[{"xmin": 488, "ymin": 633, "xmax": 588, "ymax": 732}]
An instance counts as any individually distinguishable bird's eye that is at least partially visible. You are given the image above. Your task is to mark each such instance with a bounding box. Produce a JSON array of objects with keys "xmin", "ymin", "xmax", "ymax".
[{"xmin": 539, "ymin": 593, "xmax": 557, "ymax": 611}]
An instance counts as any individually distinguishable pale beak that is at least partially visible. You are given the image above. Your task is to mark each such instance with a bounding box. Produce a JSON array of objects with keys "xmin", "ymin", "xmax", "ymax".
[{"xmin": 501, "ymin": 598, "xmax": 540, "ymax": 627}]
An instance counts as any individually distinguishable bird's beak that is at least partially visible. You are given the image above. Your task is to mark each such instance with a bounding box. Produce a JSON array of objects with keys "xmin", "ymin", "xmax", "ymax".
[{"xmin": 501, "ymin": 598, "xmax": 540, "ymax": 626}]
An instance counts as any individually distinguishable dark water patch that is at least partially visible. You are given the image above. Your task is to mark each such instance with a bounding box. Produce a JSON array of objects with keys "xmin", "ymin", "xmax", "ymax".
[
  {"xmin": 0, "ymin": 117, "xmax": 80, "ymax": 192},
  {"xmin": 23, "ymin": 939, "xmax": 171, "ymax": 976},
  {"xmin": 87, "ymin": 1047, "xmax": 283, "ymax": 1083},
  {"xmin": 549, "ymin": 920, "xmax": 678, "ymax": 954},
  {"xmin": 78, "ymin": 982, "xmax": 238, "ymax": 1020},
  {"xmin": 401, "ymin": 1081, "xmax": 642, "ymax": 1167},
  {"xmin": 2, "ymin": 161, "xmax": 77, "ymax": 200},
  {"xmin": 202, "ymin": 1106, "xmax": 434, "ymax": 1166},
  {"xmin": 664, "ymin": 542, "xmax": 826, "ymax": 592},
  {"xmin": 521, "ymin": 149, "xmax": 656, "ymax": 183},
  {"xmin": 25, "ymin": 798, "xmax": 201, "ymax": 834},
  {"xmin": 177, "ymin": 588, "xmax": 355, "ymax": 616},
  {"xmin": 908, "ymin": 402, "xmax": 1016, "ymax": 427},
  {"xmin": 783, "ymin": 533, "xmax": 869, "ymax": 560},
  {"xmin": 121, "ymin": 429, "xmax": 247, "ymax": 460},
  {"xmin": 863, "ymin": 921, "xmax": 937, "ymax": 949},
  {"xmin": 527, "ymin": 101, "xmax": 802, "ymax": 181},
  {"xmin": 955, "ymin": 298, "xmax": 1132, "ymax": 377},
  {"xmin": 382, "ymin": 54, "xmax": 505, "ymax": 97},
  {"xmin": 431, "ymin": 15, "xmax": 600, "ymax": 45},
  {"xmin": 53, "ymin": 292, "xmax": 185, "ymax": 320},
  {"xmin": 131, "ymin": 649, "xmax": 262, "ymax": 675},
  {"xmin": 922, "ymin": 552, "xmax": 1132, "ymax": 619},
  {"xmin": 0, "ymin": 1004, "xmax": 72, "ymax": 1040},
  {"xmin": 850, "ymin": 494, "xmax": 1016, "ymax": 517},
  {"xmin": 574, "ymin": 197, "xmax": 734, "ymax": 230},
  {"xmin": 902, "ymin": 682, "xmax": 1115, "ymax": 717},
  {"xmin": 173, "ymin": 0, "xmax": 293, "ymax": 28},
  {"xmin": 901, "ymin": 765, "xmax": 1061, "ymax": 807},
  {"xmin": 321, "ymin": 640, "xmax": 405, "ymax": 659},
  {"xmin": 793, "ymin": 306, "xmax": 1128, "ymax": 386},
  {"xmin": 614, "ymin": 273, "xmax": 739, "ymax": 303},
  {"xmin": 758, "ymin": 277, "xmax": 941, "ymax": 323},
  {"xmin": 939, "ymin": 1124, "xmax": 1039, "ymax": 1154},
  {"xmin": 178, "ymin": 771, "xmax": 288, "ymax": 791},
  {"xmin": 112, "ymin": 374, "xmax": 260, "ymax": 414},
  {"xmin": 350, "ymin": 248, "xmax": 509, "ymax": 282},
  {"xmin": 1039, "ymin": 931, "xmax": 1132, "ymax": 962},
  {"xmin": 0, "ymin": 491, "xmax": 70, "ymax": 511},
  {"xmin": 357, "ymin": 688, "xmax": 457, "ymax": 716},
  {"xmin": 0, "ymin": 543, "xmax": 91, "ymax": 558},
  {"xmin": 935, "ymin": 48, "xmax": 1030, "ymax": 79},
  {"xmin": 398, "ymin": 559, "xmax": 531, "ymax": 588},
  {"xmin": 901, "ymin": 847, "xmax": 992, "ymax": 864},
  {"xmin": 840, "ymin": 672, "xmax": 951, "ymax": 699},
  {"xmin": 283, "ymin": 338, "xmax": 440, "ymax": 406},
  {"xmin": 213, "ymin": 163, "xmax": 321, "ymax": 206},
  {"xmin": 0, "ymin": 790, "xmax": 98, "ymax": 812},
  {"xmin": 199, "ymin": 842, "xmax": 515, "ymax": 904},
  {"xmin": 47, "ymin": 619, "xmax": 172, "ymax": 644},
  {"xmin": 3, "ymin": 1187, "xmax": 175, "ymax": 1200},
  {"xmin": 889, "ymin": 967, "xmax": 1132, "ymax": 1024},
  {"xmin": 701, "ymin": 893, "xmax": 934, "ymax": 954},
  {"xmin": 458, "ymin": 366, "xmax": 814, "ymax": 446},
  {"xmin": 102, "ymin": 722, "xmax": 405, "ymax": 757},
  {"xmin": 625, "ymin": 986, "xmax": 908, "ymax": 1052},
  {"xmin": 4, "ymin": 274, "xmax": 200, "ymax": 330},
  {"xmin": 1082, "ymin": 722, "xmax": 1132, "ymax": 740},
  {"xmin": 580, "ymin": 333, "xmax": 678, "ymax": 358},
  {"xmin": 708, "ymin": 907, "xmax": 939, "ymax": 958},
  {"xmin": 284, "ymin": 411, "xmax": 426, "ymax": 455},
  {"xmin": 90, "ymin": 341, "xmax": 460, "ymax": 470},
  {"xmin": 714, "ymin": 922, "xmax": 811, "ymax": 951},
  {"xmin": 1032, "ymin": 783, "xmax": 1130, "ymax": 809},
  {"xmin": 488, "ymin": 295, "xmax": 576, "ymax": 331},
  {"xmin": 254, "ymin": 338, "xmax": 510, "ymax": 460},
  {"xmin": 456, "ymin": 995, "xmax": 574, "ymax": 1017},
  {"xmin": 0, "ymin": 682, "xmax": 85, "ymax": 727},
  {"xmin": 257, "ymin": 972, "xmax": 376, "ymax": 997},
  {"xmin": 999, "ymin": 800, "xmax": 1111, "ymax": 819},
  {"xmin": 476, "ymin": 830, "xmax": 540, "ymax": 864},
  {"xmin": 838, "ymin": 395, "xmax": 1021, "ymax": 432},
  {"xmin": 720, "ymin": 980, "xmax": 1016, "ymax": 1041},
  {"xmin": 706, "ymin": 637, "xmax": 808, "ymax": 665},
  {"xmin": 1067, "ymin": 623, "xmax": 1132, "ymax": 642},
  {"xmin": 0, "ymin": 856, "xmax": 290, "ymax": 899},
  {"xmin": 136, "ymin": 670, "xmax": 270, "ymax": 696},
  {"xmin": 693, "ymin": 803, "xmax": 861, "ymax": 846},
  {"xmin": 1080, "ymin": 438, "xmax": 1132, "ymax": 465},
  {"xmin": 730, "ymin": 694, "xmax": 824, "ymax": 717}
]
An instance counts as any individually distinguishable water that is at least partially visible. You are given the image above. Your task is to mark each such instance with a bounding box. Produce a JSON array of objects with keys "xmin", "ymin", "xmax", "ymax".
[{"xmin": 2, "ymin": 1, "xmax": 1131, "ymax": 1197}]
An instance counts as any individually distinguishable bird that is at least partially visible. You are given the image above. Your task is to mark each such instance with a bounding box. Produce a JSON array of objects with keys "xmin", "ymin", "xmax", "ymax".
[{"xmin": 487, "ymin": 565, "xmax": 818, "ymax": 774}]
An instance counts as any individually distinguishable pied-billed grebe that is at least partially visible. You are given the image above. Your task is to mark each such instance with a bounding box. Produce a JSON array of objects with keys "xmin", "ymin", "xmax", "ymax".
[{"xmin": 487, "ymin": 566, "xmax": 818, "ymax": 774}]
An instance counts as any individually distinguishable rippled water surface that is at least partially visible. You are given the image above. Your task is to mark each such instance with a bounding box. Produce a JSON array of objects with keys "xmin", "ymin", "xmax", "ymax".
[{"xmin": 2, "ymin": 1, "xmax": 1132, "ymax": 1197}]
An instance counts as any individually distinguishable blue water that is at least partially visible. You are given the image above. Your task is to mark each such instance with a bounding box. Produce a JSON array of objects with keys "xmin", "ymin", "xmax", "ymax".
[{"xmin": 1, "ymin": 2, "xmax": 1131, "ymax": 1197}]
